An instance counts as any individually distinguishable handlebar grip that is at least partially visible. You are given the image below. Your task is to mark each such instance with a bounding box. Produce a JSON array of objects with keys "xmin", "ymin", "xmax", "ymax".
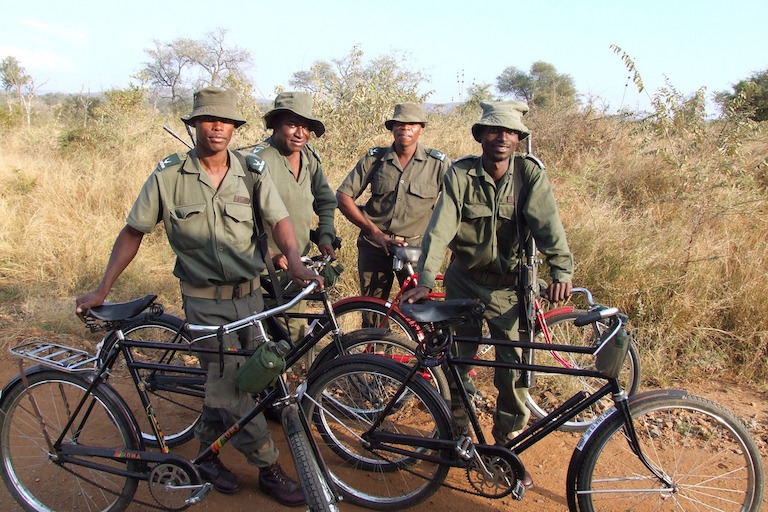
[{"xmin": 574, "ymin": 307, "xmax": 620, "ymax": 327}]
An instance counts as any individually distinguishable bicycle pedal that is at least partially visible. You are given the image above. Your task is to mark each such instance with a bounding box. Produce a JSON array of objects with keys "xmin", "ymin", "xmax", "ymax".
[
  {"xmin": 511, "ymin": 480, "xmax": 525, "ymax": 501},
  {"xmin": 454, "ymin": 435, "xmax": 475, "ymax": 460},
  {"xmin": 186, "ymin": 482, "xmax": 213, "ymax": 505}
]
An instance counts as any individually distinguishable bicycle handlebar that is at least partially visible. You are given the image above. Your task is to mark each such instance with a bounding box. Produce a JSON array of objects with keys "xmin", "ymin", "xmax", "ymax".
[
  {"xmin": 186, "ymin": 281, "xmax": 319, "ymax": 335},
  {"xmin": 573, "ymin": 306, "xmax": 620, "ymax": 327}
]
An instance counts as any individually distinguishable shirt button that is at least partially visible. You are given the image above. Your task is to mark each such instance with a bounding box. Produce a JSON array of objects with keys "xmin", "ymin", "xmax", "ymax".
[{"xmin": 218, "ymin": 247, "xmax": 224, "ymax": 252}]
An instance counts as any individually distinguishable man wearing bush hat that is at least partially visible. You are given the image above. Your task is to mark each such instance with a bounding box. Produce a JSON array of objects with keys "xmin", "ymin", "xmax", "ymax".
[
  {"xmin": 76, "ymin": 86, "xmax": 318, "ymax": 506},
  {"xmin": 402, "ymin": 100, "xmax": 574, "ymax": 489},
  {"xmin": 337, "ymin": 102, "xmax": 451, "ymax": 325},
  {"xmin": 244, "ymin": 91, "xmax": 337, "ymax": 342}
]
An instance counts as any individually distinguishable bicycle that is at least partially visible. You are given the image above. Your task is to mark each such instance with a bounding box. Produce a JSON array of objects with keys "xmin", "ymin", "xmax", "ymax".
[
  {"xmin": 332, "ymin": 244, "xmax": 641, "ymax": 430},
  {"xmin": 90, "ymin": 256, "xmax": 450, "ymax": 449},
  {"xmin": 300, "ymin": 298, "xmax": 764, "ymax": 510},
  {"xmin": 0, "ymin": 282, "xmax": 343, "ymax": 512}
]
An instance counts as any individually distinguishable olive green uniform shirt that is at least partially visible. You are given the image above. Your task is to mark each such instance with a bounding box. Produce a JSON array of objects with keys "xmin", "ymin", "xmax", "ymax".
[
  {"xmin": 417, "ymin": 154, "xmax": 573, "ymax": 289},
  {"xmin": 247, "ymin": 137, "xmax": 337, "ymax": 256},
  {"xmin": 337, "ymin": 143, "xmax": 450, "ymax": 240},
  {"xmin": 127, "ymin": 149, "xmax": 289, "ymax": 287}
]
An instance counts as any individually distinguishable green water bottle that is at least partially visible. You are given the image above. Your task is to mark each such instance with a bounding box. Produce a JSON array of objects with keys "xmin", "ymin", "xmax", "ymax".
[{"xmin": 234, "ymin": 339, "xmax": 291, "ymax": 394}]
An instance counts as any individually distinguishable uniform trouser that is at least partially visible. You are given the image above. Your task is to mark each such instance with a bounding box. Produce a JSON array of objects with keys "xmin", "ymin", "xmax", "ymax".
[
  {"xmin": 443, "ymin": 262, "xmax": 530, "ymax": 434},
  {"xmin": 262, "ymin": 270, "xmax": 307, "ymax": 342},
  {"xmin": 356, "ymin": 237, "xmax": 412, "ymax": 328},
  {"xmin": 183, "ymin": 292, "xmax": 278, "ymax": 467}
]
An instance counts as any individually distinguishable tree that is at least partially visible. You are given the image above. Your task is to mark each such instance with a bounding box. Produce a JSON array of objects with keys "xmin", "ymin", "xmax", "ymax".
[
  {"xmin": 184, "ymin": 28, "xmax": 251, "ymax": 88},
  {"xmin": 716, "ymin": 69, "xmax": 768, "ymax": 122},
  {"xmin": 288, "ymin": 45, "xmax": 430, "ymax": 162},
  {"xmin": 1, "ymin": 56, "xmax": 29, "ymax": 113},
  {"xmin": 458, "ymin": 83, "xmax": 494, "ymax": 114},
  {"xmin": 497, "ymin": 61, "xmax": 577, "ymax": 108},
  {"xmin": 142, "ymin": 39, "xmax": 193, "ymax": 112}
]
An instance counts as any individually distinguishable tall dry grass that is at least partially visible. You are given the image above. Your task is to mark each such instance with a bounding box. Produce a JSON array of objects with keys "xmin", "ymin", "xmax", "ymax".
[{"xmin": 0, "ymin": 99, "xmax": 766, "ymax": 386}]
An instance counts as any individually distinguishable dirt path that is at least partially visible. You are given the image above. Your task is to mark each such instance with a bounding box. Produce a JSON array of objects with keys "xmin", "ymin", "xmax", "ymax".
[{"xmin": 0, "ymin": 344, "xmax": 765, "ymax": 512}]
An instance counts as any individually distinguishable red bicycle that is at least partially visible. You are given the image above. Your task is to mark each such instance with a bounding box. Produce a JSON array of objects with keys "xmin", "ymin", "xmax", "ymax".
[{"xmin": 328, "ymin": 245, "xmax": 641, "ymax": 431}]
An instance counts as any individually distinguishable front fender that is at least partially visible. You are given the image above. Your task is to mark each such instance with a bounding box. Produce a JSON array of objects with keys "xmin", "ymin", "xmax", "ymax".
[{"xmin": 565, "ymin": 389, "xmax": 689, "ymax": 510}]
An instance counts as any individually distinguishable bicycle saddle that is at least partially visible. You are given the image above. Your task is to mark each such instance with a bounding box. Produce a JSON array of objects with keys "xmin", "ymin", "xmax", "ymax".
[
  {"xmin": 86, "ymin": 294, "xmax": 158, "ymax": 322},
  {"xmin": 392, "ymin": 245, "xmax": 422, "ymax": 264},
  {"xmin": 401, "ymin": 298, "xmax": 485, "ymax": 323}
]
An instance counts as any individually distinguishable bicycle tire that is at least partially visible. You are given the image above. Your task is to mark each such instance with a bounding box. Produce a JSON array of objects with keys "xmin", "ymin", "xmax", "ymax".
[
  {"xmin": 331, "ymin": 299, "xmax": 420, "ymax": 342},
  {"xmin": 525, "ymin": 310, "xmax": 641, "ymax": 431},
  {"xmin": 282, "ymin": 406, "xmax": 339, "ymax": 512},
  {"xmin": 99, "ymin": 313, "xmax": 203, "ymax": 447},
  {"xmin": 309, "ymin": 328, "xmax": 451, "ymax": 401},
  {"xmin": 0, "ymin": 369, "xmax": 141, "ymax": 512},
  {"xmin": 303, "ymin": 355, "xmax": 453, "ymax": 511},
  {"xmin": 568, "ymin": 391, "xmax": 764, "ymax": 511}
]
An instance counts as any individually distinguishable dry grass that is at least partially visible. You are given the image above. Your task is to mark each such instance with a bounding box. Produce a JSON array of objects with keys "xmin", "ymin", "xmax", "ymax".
[{"xmin": 1, "ymin": 101, "xmax": 766, "ymax": 387}]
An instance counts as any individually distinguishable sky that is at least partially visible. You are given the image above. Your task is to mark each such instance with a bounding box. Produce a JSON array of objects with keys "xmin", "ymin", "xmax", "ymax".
[{"xmin": 2, "ymin": 0, "xmax": 766, "ymax": 115}]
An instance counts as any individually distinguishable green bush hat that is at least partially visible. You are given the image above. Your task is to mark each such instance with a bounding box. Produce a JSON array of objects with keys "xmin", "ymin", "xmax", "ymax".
[
  {"xmin": 181, "ymin": 87, "xmax": 246, "ymax": 127},
  {"xmin": 471, "ymin": 100, "xmax": 530, "ymax": 142},
  {"xmin": 385, "ymin": 102, "xmax": 428, "ymax": 130},
  {"xmin": 264, "ymin": 91, "xmax": 326, "ymax": 137}
]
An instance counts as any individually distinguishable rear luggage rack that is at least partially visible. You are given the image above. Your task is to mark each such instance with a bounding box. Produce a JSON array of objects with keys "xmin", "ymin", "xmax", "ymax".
[{"xmin": 10, "ymin": 341, "xmax": 98, "ymax": 373}]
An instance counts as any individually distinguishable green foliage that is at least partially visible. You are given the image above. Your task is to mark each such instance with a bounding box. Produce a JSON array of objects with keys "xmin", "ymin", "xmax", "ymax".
[
  {"xmin": 717, "ymin": 69, "xmax": 768, "ymax": 122},
  {"xmin": 496, "ymin": 61, "xmax": 577, "ymax": 108},
  {"xmin": 288, "ymin": 45, "xmax": 430, "ymax": 167},
  {"xmin": 458, "ymin": 83, "xmax": 494, "ymax": 114}
]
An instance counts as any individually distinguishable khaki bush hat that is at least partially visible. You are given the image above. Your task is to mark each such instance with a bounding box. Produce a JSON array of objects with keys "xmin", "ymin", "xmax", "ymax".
[
  {"xmin": 264, "ymin": 91, "xmax": 325, "ymax": 136},
  {"xmin": 385, "ymin": 102, "xmax": 427, "ymax": 130},
  {"xmin": 471, "ymin": 100, "xmax": 530, "ymax": 142},
  {"xmin": 181, "ymin": 87, "xmax": 246, "ymax": 127}
]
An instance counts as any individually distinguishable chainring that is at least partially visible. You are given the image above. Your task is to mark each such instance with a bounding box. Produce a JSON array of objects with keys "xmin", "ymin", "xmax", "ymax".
[
  {"xmin": 149, "ymin": 462, "xmax": 196, "ymax": 510},
  {"xmin": 465, "ymin": 445, "xmax": 525, "ymax": 499}
]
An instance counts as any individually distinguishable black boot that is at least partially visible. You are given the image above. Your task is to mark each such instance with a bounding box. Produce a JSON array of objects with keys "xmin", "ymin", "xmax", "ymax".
[
  {"xmin": 259, "ymin": 463, "xmax": 305, "ymax": 506},
  {"xmin": 196, "ymin": 445, "xmax": 241, "ymax": 494}
]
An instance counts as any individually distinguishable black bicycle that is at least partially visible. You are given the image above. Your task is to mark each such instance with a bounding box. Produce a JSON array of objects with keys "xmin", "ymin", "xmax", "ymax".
[
  {"xmin": 300, "ymin": 298, "xmax": 765, "ymax": 511},
  {"xmin": 89, "ymin": 257, "xmax": 449, "ymax": 449},
  {"xmin": 0, "ymin": 282, "xmax": 340, "ymax": 512}
]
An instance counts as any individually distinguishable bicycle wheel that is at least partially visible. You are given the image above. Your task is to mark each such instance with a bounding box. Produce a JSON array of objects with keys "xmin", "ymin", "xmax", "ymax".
[
  {"xmin": 303, "ymin": 355, "xmax": 453, "ymax": 511},
  {"xmin": 569, "ymin": 392, "xmax": 764, "ymax": 511},
  {"xmin": 526, "ymin": 310, "xmax": 641, "ymax": 431},
  {"xmin": 0, "ymin": 369, "xmax": 140, "ymax": 512},
  {"xmin": 309, "ymin": 328, "xmax": 451, "ymax": 401},
  {"xmin": 100, "ymin": 313, "xmax": 203, "ymax": 447},
  {"xmin": 283, "ymin": 407, "xmax": 339, "ymax": 512},
  {"xmin": 332, "ymin": 299, "xmax": 420, "ymax": 342}
]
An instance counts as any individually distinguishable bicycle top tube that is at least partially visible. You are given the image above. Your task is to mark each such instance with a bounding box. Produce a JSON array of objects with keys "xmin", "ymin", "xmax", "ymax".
[{"xmin": 186, "ymin": 281, "xmax": 318, "ymax": 336}]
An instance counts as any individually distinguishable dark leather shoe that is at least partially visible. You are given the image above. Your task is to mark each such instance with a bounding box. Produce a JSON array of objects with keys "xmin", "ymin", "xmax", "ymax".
[
  {"xmin": 197, "ymin": 455, "xmax": 241, "ymax": 494},
  {"xmin": 522, "ymin": 470, "xmax": 534, "ymax": 489},
  {"xmin": 259, "ymin": 463, "xmax": 305, "ymax": 506}
]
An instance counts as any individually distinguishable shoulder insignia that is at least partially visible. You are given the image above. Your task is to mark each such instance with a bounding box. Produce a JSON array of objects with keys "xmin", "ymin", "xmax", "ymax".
[
  {"xmin": 249, "ymin": 142, "xmax": 269, "ymax": 155},
  {"xmin": 154, "ymin": 153, "xmax": 182, "ymax": 172},
  {"xmin": 525, "ymin": 153, "xmax": 546, "ymax": 170},
  {"xmin": 368, "ymin": 147, "xmax": 383, "ymax": 157},
  {"xmin": 428, "ymin": 148, "xmax": 446, "ymax": 161},
  {"xmin": 452, "ymin": 154, "xmax": 476, "ymax": 163},
  {"xmin": 306, "ymin": 143, "xmax": 322, "ymax": 164},
  {"xmin": 245, "ymin": 154, "xmax": 267, "ymax": 174}
]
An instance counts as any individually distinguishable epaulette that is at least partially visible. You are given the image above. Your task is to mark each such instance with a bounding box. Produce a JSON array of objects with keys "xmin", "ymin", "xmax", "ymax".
[
  {"xmin": 306, "ymin": 143, "xmax": 322, "ymax": 164},
  {"xmin": 245, "ymin": 154, "xmax": 267, "ymax": 174},
  {"xmin": 452, "ymin": 154, "xmax": 476, "ymax": 164},
  {"xmin": 427, "ymin": 148, "xmax": 446, "ymax": 161},
  {"xmin": 249, "ymin": 142, "xmax": 269, "ymax": 155},
  {"xmin": 525, "ymin": 153, "xmax": 546, "ymax": 170},
  {"xmin": 368, "ymin": 147, "xmax": 384, "ymax": 157},
  {"xmin": 154, "ymin": 153, "xmax": 183, "ymax": 172}
]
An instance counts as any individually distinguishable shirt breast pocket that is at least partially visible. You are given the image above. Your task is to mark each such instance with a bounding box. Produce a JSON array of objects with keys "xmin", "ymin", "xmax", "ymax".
[
  {"xmin": 170, "ymin": 203, "xmax": 208, "ymax": 251},
  {"xmin": 459, "ymin": 202, "xmax": 492, "ymax": 241},
  {"xmin": 370, "ymin": 170, "xmax": 399, "ymax": 196},
  {"xmin": 408, "ymin": 181, "xmax": 439, "ymax": 200},
  {"xmin": 223, "ymin": 202, "xmax": 255, "ymax": 248}
]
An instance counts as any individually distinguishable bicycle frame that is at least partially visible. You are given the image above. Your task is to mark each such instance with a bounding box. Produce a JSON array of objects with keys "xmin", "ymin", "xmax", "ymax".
[{"xmin": 15, "ymin": 283, "xmax": 342, "ymax": 507}]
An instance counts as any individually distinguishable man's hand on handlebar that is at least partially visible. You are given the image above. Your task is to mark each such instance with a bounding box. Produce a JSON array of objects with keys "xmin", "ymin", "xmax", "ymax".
[
  {"xmin": 400, "ymin": 285, "xmax": 431, "ymax": 305},
  {"xmin": 545, "ymin": 281, "xmax": 572, "ymax": 304},
  {"xmin": 318, "ymin": 243, "xmax": 336, "ymax": 262}
]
